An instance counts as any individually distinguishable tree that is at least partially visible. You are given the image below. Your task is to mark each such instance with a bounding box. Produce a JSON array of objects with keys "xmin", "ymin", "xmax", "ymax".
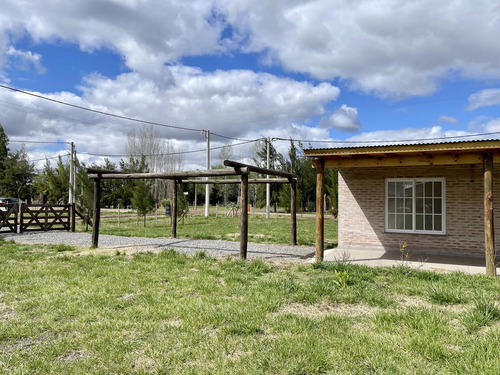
[
  {"xmin": 251, "ymin": 139, "xmax": 285, "ymax": 209},
  {"xmin": 0, "ymin": 146, "xmax": 34, "ymax": 199},
  {"xmin": 33, "ymin": 157, "xmax": 69, "ymax": 204},
  {"xmin": 0, "ymin": 124, "xmax": 9, "ymax": 172},
  {"xmin": 131, "ymin": 180, "xmax": 154, "ymax": 227},
  {"xmin": 127, "ymin": 125, "xmax": 183, "ymax": 202}
]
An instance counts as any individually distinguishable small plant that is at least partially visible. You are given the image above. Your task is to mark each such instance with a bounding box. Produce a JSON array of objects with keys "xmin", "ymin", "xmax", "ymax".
[
  {"xmin": 52, "ymin": 244, "xmax": 76, "ymax": 252},
  {"xmin": 332, "ymin": 269, "xmax": 350, "ymax": 290},
  {"xmin": 460, "ymin": 294, "xmax": 500, "ymax": 332},
  {"xmin": 427, "ymin": 283, "xmax": 465, "ymax": 305},
  {"xmin": 399, "ymin": 240, "xmax": 409, "ymax": 262}
]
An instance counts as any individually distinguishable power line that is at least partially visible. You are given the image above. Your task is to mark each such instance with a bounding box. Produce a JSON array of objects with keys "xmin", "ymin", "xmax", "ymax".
[
  {"xmin": 31, "ymin": 153, "xmax": 70, "ymax": 162},
  {"xmin": 9, "ymin": 140, "xmax": 71, "ymax": 145},
  {"xmin": 272, "ymin": 131, "xmax": 500, "ymax": 145},
  {"xmin": 0, "ymin": 83, "xmax": 203, "ymax": 133},
  {"xmin": 77, "ymin": 138, "xmax": 262, "ymax": 158}
]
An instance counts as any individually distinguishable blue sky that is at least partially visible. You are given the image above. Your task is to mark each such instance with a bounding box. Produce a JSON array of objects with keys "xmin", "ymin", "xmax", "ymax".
[{"xmin": 1, "ymin": 0, "xmax": 500, "ymax": 169}]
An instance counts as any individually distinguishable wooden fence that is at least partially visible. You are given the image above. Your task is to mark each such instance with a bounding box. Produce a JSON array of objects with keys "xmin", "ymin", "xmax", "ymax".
[{"xmin": 0, "ymin": 203, "xmax": 76, "ymax": 233}]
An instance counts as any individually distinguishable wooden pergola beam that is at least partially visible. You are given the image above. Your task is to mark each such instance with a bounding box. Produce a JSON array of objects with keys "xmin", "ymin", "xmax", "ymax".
[
  {"xmin": 88, "ymin": 167, "xmax": 249, "ymax": 180},
  {"xmin": 179, "ymin": 178, "xmax": 294, "ymax": 185},
  {"xmin": 315, "ymin": 152, "xmax": 488, "ymax": 169},
  {"xmin": 224, "ymin": 160, "xmax": 295, "ymax": 179}
]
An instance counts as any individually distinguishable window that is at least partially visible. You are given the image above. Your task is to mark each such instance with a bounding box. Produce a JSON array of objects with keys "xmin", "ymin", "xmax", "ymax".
[{"xmin": 385, "ymin": 178, "xmax": 445, "ymax": 234}]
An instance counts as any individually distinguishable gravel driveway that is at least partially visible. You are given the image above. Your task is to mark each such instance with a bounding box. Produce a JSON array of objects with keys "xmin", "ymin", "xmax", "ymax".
[{"xmin": 0, "ymin": 231, "xmax": 315, "ymax": 263}]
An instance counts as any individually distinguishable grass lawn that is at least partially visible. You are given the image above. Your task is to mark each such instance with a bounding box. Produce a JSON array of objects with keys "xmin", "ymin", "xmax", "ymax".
[
  {"xmin": 1, "ymin": 239, "xmax": 499, "ymax": 374},
  {"xmin": 85, "ymin": 214, "xmax": 338, "ymax": 248}
]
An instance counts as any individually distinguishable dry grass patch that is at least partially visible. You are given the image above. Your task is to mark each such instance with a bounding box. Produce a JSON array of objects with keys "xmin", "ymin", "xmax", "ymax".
[{"xmin": 277, "ymin": 302, "xmax": 379, "ymax": 318}]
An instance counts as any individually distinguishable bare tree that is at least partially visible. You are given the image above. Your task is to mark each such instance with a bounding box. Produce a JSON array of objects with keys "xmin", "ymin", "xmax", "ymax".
[{"xmin": 126, "ymin": 126, "xmax": 183, "ymax": 202}]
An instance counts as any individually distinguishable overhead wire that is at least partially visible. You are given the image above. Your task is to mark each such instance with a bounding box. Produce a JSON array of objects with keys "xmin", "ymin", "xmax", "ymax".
[{"xmin": 0, "ymin": 83, "xmax": 203, "ymax": 133}]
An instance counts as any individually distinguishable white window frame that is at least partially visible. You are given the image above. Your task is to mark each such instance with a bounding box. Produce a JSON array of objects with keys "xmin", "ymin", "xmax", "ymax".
[{"xmin": 385, "ymin": 178, "xmax": 446, "ymax": 235}]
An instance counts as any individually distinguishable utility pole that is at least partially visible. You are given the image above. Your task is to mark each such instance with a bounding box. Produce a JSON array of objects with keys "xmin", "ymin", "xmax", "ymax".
[
  {"xmin": 266, "ymin": 137, "xmax": 270, "ymax": 219},
  {"xmin": 72, "ymin": 145, "xmax": 77, "ymax": 204},
  {"xmin": 68, "ymin": 142, "xmax": 74, "ymax": 204},
  {"xmin": 202, "ymin": 130, "xmax": 210, "ymax": 218}
]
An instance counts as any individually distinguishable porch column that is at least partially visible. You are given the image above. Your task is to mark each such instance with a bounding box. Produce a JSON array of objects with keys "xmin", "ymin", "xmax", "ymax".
[
  {"xmin": 483, "ymin": 152, "xmax": 497, "ymax": 276},
  {"xmin": 315, "ymin": 158, "xmax": 325, "ymax": 262}
]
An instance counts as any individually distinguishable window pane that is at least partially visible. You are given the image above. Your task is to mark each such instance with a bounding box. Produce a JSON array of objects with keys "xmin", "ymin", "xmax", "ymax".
[
  {"xmin": 434, "ymin": 181, "xmax": 442, "ymax": 197},
  {"xmin": 425, "ymin": 198, "xmax": 433, "ymax": 214},
  {"xmin": 404, "ymin": 182, "xmax": 413, "ymax": 197},
  {"xmin": 405, "ymin": 198, "xmax": 412, "ymax": 213},
  {"xmin": 416, "ymin": 198, "xmax": 423, "ymax": 213},
  {"xmin": 416, "ymin": 181, "xmax": 423, "ymax": 197},
  {"xmin": 405, "ymin": 214, "xmax": 413, "ymax": 230},
  {"xmin": 434, "ymin": 215, "xmax": 442, "ymax": 231},
  {"xmin": 396, "ymin": 182, "xmax": 404, "ymax": 197},
  {"xmin": 388, "ymin": 214, "xmax": 395, "ymax": 229},
  {"xmin": 388, "ymin": 182, "xmax": 395, "ymax": 197},
  {"xmin": 396, "ymin": 214, "xmax": 404, "ymax": 229},
  {"xmin": 416, "ymin": 214, "xmax": 424, "ymax": 230},
  {"xmin": 388, "ymin": 198, "xmax": 395, "ymax": 213},
  {"xmin": 434, "ymin": 199, "xmax": 442, "ymax": 214},
  {"xmin": 396, "ymin": 198, "xmax": 404, "ymax": 213},
  {"xmin": 425, "ymin": 215, "xmax": 432, "ymax": 231},
  {"xmin": 425, "ymin": 181, "xmax": 433, "ymax": 197}
]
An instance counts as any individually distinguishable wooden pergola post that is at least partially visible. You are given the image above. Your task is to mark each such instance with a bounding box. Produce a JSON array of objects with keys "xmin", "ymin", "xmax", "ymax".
[
  {"xmin": 315, "ymin": 158, "xmax": 325, "ymax": 262},
  {"xmin": 290, "ymin": 178, "xmax": 297, "ymax": 246},
  {"xmin": 240, "ymin": 174, "xmax": 248, "ymax": 259},
  {"xmin": 172, "ymin": 179, "xmax": 178, "ymax": 239},
  {"xmin": 71, "ymin": 202, "xmax": 76, "ymax": 232},
  {"xmin": 483, "ymin": 152, "xmax": 497, "ymax": 276},
  {"xmin": 91, "ymin": 176, "xmax": 101, "ymax": 248}
]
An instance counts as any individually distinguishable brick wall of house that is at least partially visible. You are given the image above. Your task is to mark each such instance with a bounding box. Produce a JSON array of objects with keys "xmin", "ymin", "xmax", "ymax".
[{"xmin": 337, "ymin": 164, "xmax": 500, "ymax": 256}]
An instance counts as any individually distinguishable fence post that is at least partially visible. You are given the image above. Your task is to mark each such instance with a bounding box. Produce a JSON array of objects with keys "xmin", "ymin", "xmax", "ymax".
[
  {"xmin": 290, "ymin": 179, "xmax": 297, "ymax": 246},
  {"xmin": 44, "ymin": 203, "xmax": 48, "ymax": 232},
  {"xmin": 172, "ymin": 180, "xmax": 177, "ymax": 239}
]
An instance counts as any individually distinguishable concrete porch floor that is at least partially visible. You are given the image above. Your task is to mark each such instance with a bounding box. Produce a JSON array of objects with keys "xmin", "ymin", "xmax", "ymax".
[{"xmin": 322, "ymin": 247, "xmax": 500, "ymax": 275}]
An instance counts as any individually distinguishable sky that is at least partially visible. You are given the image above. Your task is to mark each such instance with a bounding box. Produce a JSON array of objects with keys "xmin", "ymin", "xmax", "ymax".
[{"xmin": 1, "ymin": 0, "xmax": 500, "ymax": 170}]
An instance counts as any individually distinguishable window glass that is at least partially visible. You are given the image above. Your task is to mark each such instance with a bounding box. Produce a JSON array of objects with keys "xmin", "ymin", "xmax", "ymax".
[
  {"xmin": 388, "ymin": 182, "xmax": 395, "ymax": 197},
  {"xmin": 386, "ymin": 178, "xmax": 444, "ymax": 234}
]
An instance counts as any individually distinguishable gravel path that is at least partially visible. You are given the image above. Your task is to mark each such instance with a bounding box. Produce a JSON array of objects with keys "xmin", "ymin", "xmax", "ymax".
[{"xmin": 0, "ymin": 231, "xmax": 315, "ymax": 263}]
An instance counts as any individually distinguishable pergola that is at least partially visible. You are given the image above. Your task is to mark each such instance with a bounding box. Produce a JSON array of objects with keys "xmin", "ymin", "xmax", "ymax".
[{"xmin": 87, "ymin": 160, "xmax": 297, "ymax": 259}]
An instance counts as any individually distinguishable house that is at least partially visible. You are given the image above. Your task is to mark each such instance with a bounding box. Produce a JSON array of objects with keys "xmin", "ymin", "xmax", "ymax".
[{"xmin": 304, "ymin": 139, "xmax": 500, "ymax": 276}]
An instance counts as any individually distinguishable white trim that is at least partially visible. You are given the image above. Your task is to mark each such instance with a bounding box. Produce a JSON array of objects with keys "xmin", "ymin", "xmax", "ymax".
[{"xmin": 385, "ymin": 178, "xmax": 446, "ymax": 235}]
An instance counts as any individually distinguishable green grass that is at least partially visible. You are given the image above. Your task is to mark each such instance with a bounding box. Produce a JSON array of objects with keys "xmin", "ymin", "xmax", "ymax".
[
  {"xmin": 83, "ymin": 214, "xmax": 338, "ymax": 248},
  {"xmin": 1, "ymin": 239, "xmax": 499, "ymax": 374}
]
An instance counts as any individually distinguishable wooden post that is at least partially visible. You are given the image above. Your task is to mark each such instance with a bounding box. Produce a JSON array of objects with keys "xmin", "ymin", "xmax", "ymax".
[
  {"xmin": 240, "ymin": 174, "xmax": 248, "ymax": 259},
  {"xmin": 290, "ymin": 179, "xmax": 297, "ymax": 246},
  {"xmin": 44, "ymin": 203, "xmax": 48, "ymax": 232},
  {"xmin": 315, "ymin": 159, "xmax": 325, "ymax": 262},
  {"xmin": 483, "ymin": 153, "xmax": 497, "ymax": 276},
  {"xmin": 172, "ymin": 180, "xmax": 178, "ymax": 239},
  {"xmin": 91, "ymin": 177, "xmax": 101, "ymax": 248},
  {"xmin": 71, "ymin": 203, "xmax": 76, "ymax": 232}
]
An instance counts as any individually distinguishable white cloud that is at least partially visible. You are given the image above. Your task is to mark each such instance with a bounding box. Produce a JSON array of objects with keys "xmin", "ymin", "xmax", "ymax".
[
  {"xmin": 1, "ymin": 66, "xmax": 340, "ymax": 169},
  {"xmin": 6, "ymin": 46, "xmax": 46, "ymax": 74},
  {"xmin": 344, "ymin": 126, "xmax": 472, "ymax": 146},
  {"xmin": 218, "ymin": 0, "xmax": 500, "ymax": 97},
  {"xmin": 437, "ymin": 116, "xmax": 458, "ymax": 125},
  {"xmin": 467, "ymin": 89, "xmax": 500, "ymax": 110},
  {"xmin": 320, "ymin": 105, "xmax": 361, "ymax": 132}
]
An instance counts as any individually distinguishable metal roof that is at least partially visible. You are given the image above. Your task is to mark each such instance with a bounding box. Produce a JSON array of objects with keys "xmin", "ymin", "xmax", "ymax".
[{"xmin": 304, "ymin": 138, "xmax": 500, "ymax": 157}]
